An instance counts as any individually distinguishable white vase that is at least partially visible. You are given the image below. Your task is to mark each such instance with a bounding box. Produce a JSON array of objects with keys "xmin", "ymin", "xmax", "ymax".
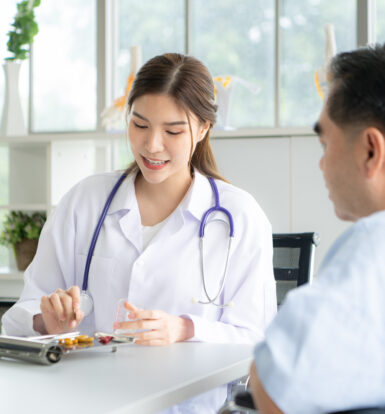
[
  {"xmin": 0, "ymin": 61, "xmax": 27, "ymax": 136},
  {"xmin": 130, "ymin": 45, "xmax": 142, "ymax": 74},
  {"xmin": 215, "ymin": 80, "xmax": 234, "ymax": 131}
]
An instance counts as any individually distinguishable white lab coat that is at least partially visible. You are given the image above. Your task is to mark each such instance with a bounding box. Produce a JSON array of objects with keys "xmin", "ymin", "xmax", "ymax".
[
  {"xmin": 2, "ymin": 169, "xmax": 276, "ymax": 412},
  {"xmin": 3, "ymin": 169, "xmax": 276, "ymax": 338}
]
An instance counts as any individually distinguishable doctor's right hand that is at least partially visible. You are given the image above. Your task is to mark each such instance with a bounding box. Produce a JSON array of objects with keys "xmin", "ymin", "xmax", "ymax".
[{"xmin": 36, "ymin": 286, "xmax": 84, "ymax": 334}]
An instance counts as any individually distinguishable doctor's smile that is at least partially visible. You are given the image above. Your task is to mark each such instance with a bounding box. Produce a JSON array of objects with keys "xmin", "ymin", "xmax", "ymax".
[{"xmin": 142, "ymin": 156, "xmax": 170, "ymax": 170}]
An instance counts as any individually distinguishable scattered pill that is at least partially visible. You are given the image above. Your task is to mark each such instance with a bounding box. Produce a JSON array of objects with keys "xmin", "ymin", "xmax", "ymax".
[
  {"xmin": 59, "ymin": 334, "xmax": 94, "ymax": 348},
  {"xmin": 98, "ymin": 336, "xmax": 113, "ymax": 345}
]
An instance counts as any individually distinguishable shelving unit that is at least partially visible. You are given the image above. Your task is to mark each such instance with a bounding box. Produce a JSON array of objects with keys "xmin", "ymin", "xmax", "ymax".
[
  {"xmin": 0, "ymin": 268, "xmax": 24, "ymax": 300},
  {"xmin": 0, "ymin": 132, "xmax": 129, "ymax": 295}
]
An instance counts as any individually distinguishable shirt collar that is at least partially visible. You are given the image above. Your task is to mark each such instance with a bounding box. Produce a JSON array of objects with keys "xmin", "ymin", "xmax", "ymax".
[
  {"xmin": 107, "ymin": 171, "xmax": 138, "ymax": 215},
  {"xmin": 180, "ymin": 169, "xmax": 214, "ymax": 221},
  {"xmin": 106, "ymin": 168, "xmax": 215, "ymax": 221}
]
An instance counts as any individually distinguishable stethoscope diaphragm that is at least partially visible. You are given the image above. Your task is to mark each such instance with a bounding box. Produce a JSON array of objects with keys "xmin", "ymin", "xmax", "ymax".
[{"xmin": 80, "ymin": 291, "xmax": 94, "ymax": 317}]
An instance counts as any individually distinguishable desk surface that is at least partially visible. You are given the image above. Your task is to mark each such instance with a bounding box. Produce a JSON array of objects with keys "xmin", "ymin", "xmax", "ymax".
[{"xmin": 0, "ymin": 341, "xmax": 253, "ymax": 414}]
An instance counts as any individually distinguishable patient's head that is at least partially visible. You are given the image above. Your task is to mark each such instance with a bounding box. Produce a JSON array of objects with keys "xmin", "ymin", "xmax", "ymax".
[
  {"xmin": 327, "ymin": 43, "xmax": 385, "ymax": 133},
  {"xmin": 314, "ymin": 43, "xmax": 385, "ymax": 222}
]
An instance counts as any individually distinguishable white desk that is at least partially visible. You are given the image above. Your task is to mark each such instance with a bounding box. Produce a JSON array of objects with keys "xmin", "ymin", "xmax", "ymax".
[{"xmin": 0, "ymin": 342, "xmax": 253, "ymax": 414}]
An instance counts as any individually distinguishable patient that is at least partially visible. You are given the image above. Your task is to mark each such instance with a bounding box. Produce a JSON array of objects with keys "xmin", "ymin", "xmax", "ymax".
[{"xmin": 249, "ymin": 44, "xmax": 385, "ymax": 413}]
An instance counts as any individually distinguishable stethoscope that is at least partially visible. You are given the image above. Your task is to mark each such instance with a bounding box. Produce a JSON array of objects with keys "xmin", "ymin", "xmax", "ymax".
[{"xmin": 79, "ymin": 172, "xmax": 235, "ymax": 317}]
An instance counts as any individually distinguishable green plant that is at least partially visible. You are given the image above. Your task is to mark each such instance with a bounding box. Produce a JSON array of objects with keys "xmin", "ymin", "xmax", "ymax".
[
  {"xmin": 6, "ymin": 0, "xmax": 41, "ymax": 61},
  {"xmin": 0, "ymin": 211, "xmax": 46, "ymax": 247}
]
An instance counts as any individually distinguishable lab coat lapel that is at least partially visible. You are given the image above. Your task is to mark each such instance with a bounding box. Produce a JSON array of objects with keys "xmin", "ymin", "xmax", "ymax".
[
  {"xmin": 110, "ymin": 170, "xmax": 213, "ymax": 252},
  {"xmin": 152, "ymin": 206, "xmax": 185, "ymax": 244},
  {"xmin": 152, "ymin": 170, "xmax": 213, "ymax": 244},
  {"xmin": 107, "ymin": 172, "xmax": 143, "ymax": 253},
  {"xmin": 118, "ymin": 209, "xmax": 142, "ymax": 253},
  {"xmin": 184, "ymin": 170, "xmax": 214, "ymax": 221}
]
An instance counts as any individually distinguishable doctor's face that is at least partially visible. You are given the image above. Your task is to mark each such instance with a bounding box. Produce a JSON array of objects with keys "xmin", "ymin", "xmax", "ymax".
[
  {"xmin": 315, "ymin": 104, "xmax": 362, "ymax": 221},
  {"xmin": 128, "ymin": 93, "xmax": 208, "ymax": 186}
]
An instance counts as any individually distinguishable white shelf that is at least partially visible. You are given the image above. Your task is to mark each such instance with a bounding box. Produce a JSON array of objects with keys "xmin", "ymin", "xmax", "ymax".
[
  {"xmin": 0, "ymin": 134, "xmax": 120, "ymax": 273},
  {"xmin": 0, "ymin": 126, "xmax": 315, "ymax": 145},
  {"xmin": 0, "ymin": 267, "xmax": 24, "ymax": 301},
  {"xmin": 0, "ymin": 131, "xmax": 125, "ymax": 144},
  {"xmin": 212, "ymin": 126, "xmax": 314, "ymax": 138},
  {"xmin": 0, "ymin": 204, "xmax": 47, "ymax": 211},
  {"xmin": 0, "ymin": 267, "xmax": 24, "ymax": 280}
]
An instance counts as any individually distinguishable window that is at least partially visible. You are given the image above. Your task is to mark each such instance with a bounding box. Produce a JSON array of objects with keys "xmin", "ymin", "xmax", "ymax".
[
  {"xmin": 190, "ymin": 0, "xmax": 275, "ymax": 129},
  {"xmin": 1, "ymin": 1, "xmax": 380, "ymax": 135},
  {"xmin": 116, "ymin": 0, "xmax": 185, "ymax": 97},
  {"xmin": 32, "ymin": 0, "xmax": 97, "ymax": 132},
  {"xmin": 111, "ymin": 0, "xmax": 185, "ymax": 131},
  {"xmin": 114, "ymin": 0, "xmax": 357, "ymax": 130},
  {"xmin": 376, "ymin": 0, "xmax": 385, "ymax": 41},
  {"xmin": 280, "ymin": 0, "xmax": 357, "ymax": 126}
]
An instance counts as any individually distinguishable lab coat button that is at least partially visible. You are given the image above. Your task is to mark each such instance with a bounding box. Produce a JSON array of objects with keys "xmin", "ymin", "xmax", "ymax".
[{"xmin": 136, "ymin": 260, "xmax": 143, "ymax": 267}]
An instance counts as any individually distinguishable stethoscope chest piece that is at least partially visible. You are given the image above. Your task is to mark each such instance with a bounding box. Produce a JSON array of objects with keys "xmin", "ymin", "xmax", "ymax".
[{"xmin": 80, "ymin": 291, "xmax": 94, "ymax": 317}]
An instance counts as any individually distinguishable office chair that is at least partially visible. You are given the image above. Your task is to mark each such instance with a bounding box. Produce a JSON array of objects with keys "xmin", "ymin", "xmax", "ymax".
[
  {"xmin": 273, "ymin": 232, "xmax": 320, "ymax": 305},
  {"xmin": 219, "ymin": 390, "xmax": 385, "ymax": 414},
  {"xmin": 220, "ymin": 233, "xmax": 320, "ymax": 412}
]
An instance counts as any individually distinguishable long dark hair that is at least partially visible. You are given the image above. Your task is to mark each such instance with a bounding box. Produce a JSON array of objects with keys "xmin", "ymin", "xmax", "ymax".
[{"xmin": 125, "ymin": 53, "xmax": 227, "ymax": 181}]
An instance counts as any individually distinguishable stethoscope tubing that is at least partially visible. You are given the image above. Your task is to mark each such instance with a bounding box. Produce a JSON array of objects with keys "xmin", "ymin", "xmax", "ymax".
[
  {"xmin": 199, "ymin": 178, "xmax": 234, "ymax": 238},
  {"xmin": 198, "ymin": 236, "xmax": 233, "ymax": 307},
  {"xmin": 82, "ymin": 172, "xmax": 128, "ymax": 291},
  {"xmin": 81, "ymin": 173, "xmax": 234, "ymax": 314}
]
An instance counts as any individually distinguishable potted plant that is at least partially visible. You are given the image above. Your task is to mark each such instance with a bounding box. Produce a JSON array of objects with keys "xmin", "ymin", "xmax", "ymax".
[
  {"xmin": 0, "ymin": 0, "xmax": 40, "ymax": 136},
  {"xmin": 0, "ymin": 211, "xmax": 46, "ymax": 271}
]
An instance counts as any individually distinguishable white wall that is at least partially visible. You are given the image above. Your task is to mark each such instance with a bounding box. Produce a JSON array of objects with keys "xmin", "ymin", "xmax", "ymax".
[{"xmin": 211, "ymin": 135, "xmax": 350, "ymax": 272}]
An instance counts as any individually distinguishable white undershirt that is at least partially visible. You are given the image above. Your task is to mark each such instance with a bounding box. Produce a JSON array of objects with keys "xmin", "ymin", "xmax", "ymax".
[{"xmin": 141, "ymin": 220, "xmax": 166, "ymax": 249}]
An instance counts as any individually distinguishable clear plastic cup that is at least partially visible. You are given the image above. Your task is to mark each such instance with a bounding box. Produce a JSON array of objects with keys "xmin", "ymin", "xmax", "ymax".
[{"xmin": 114, "ymin": 298, "xmax": 149, "ymax": 335}]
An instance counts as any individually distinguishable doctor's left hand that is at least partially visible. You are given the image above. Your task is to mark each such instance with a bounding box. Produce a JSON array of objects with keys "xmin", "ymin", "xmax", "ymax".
[{"xmin": 113, "ymin": 302, "xmax": 194, "ymax": 346}]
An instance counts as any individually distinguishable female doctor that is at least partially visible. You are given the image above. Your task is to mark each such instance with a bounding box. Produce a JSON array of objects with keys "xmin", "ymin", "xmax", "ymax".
[{"xmin": 2, "ymin": 53, "xmax": 276, "ymax": 347}]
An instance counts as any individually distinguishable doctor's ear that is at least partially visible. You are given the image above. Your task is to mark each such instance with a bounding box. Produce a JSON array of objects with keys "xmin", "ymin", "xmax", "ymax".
[{"xmin": 198, "ymin": 121, "xmax": 211, "ymax": 142}]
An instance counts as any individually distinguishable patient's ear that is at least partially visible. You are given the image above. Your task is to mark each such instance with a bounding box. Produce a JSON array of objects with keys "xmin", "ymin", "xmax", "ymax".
[{"xmin": 361, "ymin": 127, "xmax": 385, "ymax": 179}]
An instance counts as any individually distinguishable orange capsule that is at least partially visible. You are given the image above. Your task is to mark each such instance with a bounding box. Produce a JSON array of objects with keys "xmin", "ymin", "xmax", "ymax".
[{"xmin": 76, "ymin": 335, "xmax": 89, "ymax": 343}]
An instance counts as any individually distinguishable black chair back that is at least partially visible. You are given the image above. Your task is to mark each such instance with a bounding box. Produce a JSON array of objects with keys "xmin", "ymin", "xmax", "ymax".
[
  {"xmin": 331, "ymin": 409, "xmax": 385, "ymax": 414},
  {"xmin": 273, "ymin": 232, "xmax": 320, "ymax": 305},
  {"xmin": 225, "ymin": 391, "xmax": 385, "ymax": 414}
]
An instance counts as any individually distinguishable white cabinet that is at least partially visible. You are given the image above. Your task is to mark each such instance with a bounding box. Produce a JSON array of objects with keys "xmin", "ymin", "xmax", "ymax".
[
  {"xmin": 9, "ymin": 143, "xmax": 48, "ymax": 209},
  {"xmin": 0, "ymin": 133, "xmax": 128, "ymax": 299},
  {"xmin": 50, "ymin": 140, "xmax": 114, "ymax": 207},
  {"xmin": 212, "ymin": 135, "xmax": 350, "ymax": 272},
  {"xmin": 212, "ymin": 137, "xmax": 291, "ymax": 232}
]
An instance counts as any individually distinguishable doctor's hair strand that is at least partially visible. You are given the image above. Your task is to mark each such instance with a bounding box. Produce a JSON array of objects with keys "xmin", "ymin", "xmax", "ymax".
[{"xmin": 125, "ymin": 53, "xmax": 227, "ymax": 182}]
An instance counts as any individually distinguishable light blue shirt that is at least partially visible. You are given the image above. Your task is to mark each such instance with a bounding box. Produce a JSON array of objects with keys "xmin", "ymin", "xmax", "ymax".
[{"xmin": 254, "ymin": 210, "xmax": 385, "ymax": 413}]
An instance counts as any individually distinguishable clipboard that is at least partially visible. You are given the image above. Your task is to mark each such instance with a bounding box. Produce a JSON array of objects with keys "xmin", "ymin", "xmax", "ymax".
[{"xmin": 0, "ymin": 331, "xmax": 135, "ymax": 365}]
